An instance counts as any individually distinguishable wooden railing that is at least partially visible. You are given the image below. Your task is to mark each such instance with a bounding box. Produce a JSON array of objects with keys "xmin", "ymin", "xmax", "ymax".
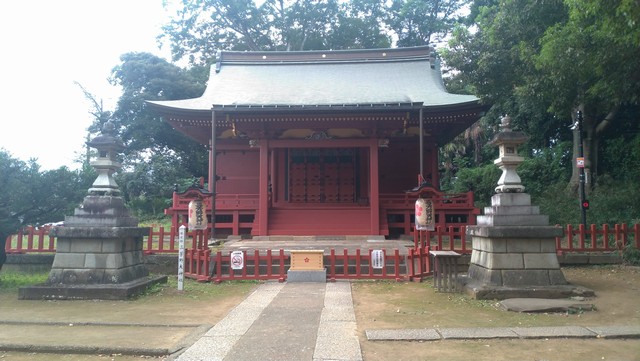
[
  {"xmin": 6, "ymin": 224, "xmax": 639, "ymax": 282},
  {"xmin": 555, "ymin": 223, "xmax": 640, "ymax": 254},
  {"xmin": 6, "ymin": 224, "xmax": 639, "ymax": 255},
  {"xmin": 185, "ymin": 248, "xmax": 404, "ymax": 282}
]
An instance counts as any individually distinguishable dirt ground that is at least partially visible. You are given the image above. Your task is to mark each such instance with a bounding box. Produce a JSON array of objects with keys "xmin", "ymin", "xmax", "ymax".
[
  {"xmin": 352, "ymin": 265, "xmax": 640, "ymax": 361},
  {"xmin": 1, "ymin": 265, "xmax": 639, "ymax": 361}
]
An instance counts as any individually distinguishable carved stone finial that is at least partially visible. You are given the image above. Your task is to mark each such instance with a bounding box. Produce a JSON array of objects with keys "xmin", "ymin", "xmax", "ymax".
[
  {"xmin": 102, "ymin": 120, "xmax": 116, "ymax": 136},
  {"xmin": 499, "ymin": 115, "xmax": 512, "ymax": 131}
]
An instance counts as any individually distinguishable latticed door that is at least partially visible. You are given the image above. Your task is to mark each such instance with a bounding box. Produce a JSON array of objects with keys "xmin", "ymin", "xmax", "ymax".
[{"xmin": 288, "ymin": 148, "xmax": 356, "ymax": 203}]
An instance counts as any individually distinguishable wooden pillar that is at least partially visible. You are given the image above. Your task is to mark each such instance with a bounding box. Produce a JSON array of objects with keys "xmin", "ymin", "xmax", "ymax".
[
  {"xmin": 210, "ymin": 109, "xmax": 217, "ymax": 240},
  {"xmin": 270, "ymin": 148, "xmax": 276, "ymax": 203},
  {"xmin": 258, "ymin": 139, "xmax": 269, "ymax": 235},
  {"xmin": 430, "ymin": 144, "xmax": 439, "ymax": 186},
  {"xmin": 419, "ymin": 107, "xmax": 424, "ymax": 181},
  {"xmin": 369, "ymin": 139, "xmax": 380, "ymax": 235}
]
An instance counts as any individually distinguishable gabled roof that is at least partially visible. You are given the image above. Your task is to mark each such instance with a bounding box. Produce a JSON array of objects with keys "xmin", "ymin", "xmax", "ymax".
[{"xmin": 147, "ymin": 46, "xmax": 479, "ymax": 115}]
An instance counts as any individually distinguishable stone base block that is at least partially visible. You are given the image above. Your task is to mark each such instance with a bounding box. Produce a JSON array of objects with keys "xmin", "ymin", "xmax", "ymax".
[
  {"xmin": 287, "ymin": 269, "xmax": 327, "ymax": 282},
  {"xmin": 462, "ymin": 276, "xmax": 595, "ymax": 300},
  {"xmin": 47, "ymin": 264, "xmax": 149, "ymax": 285},
  {"xmin": 18, "ymin": 275, "xmax": 167, "ymax": 300}
]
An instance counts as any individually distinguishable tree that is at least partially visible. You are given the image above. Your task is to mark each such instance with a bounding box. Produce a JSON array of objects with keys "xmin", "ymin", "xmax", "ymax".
[
  {"xmin": 388, "ymin": 0, "xmax": 471, "ymax": 46},
  {"xmin": 107, "ymin": 52, "xmax": 210, "ymax": 178},
  {"xmin": 0, "ymin": 151, "xmax": 92, "ymax": 270},
  {"xmin": 117, "ymin": 149, "xmax": 198, "ymax": 219},
  {"xmin": 443, "ymin": 0, "xmax": 640, "ymax": 194},
  {"xmin": 534, "ymin": 0, "xmax": 640, "ymax": 192}
]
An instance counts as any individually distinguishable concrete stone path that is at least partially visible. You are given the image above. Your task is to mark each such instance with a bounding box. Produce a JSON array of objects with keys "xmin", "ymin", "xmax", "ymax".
[
  {"xmin": 175, "ymin": 281, "xmax": 362, "ymax": 361},
  {"xmin": 173, "ymin": 281, "xmax": 640, "ymax": 361},
  {"xmin": 2, "ymin": 280, "xmax": 640, "ymax": 359}
]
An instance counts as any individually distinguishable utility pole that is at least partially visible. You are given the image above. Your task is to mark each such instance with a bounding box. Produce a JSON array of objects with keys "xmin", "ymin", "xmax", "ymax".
[{"xmin": 577, "ymin": 110, "xmax": 588, "ymax": 229}]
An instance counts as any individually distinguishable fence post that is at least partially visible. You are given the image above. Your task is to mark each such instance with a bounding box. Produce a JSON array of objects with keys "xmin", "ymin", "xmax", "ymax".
[{"xmin": 327, "ymin": 248, "xmax": 335, "ymax": 281}]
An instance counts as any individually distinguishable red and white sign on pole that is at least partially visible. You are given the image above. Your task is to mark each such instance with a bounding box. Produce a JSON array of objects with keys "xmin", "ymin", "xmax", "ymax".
[
  {"xmin": 576, "ymin": 157, "xmax": 585, "ymax": 168},
  {"xmin": 230, "ymin": 251, "xmax": 245, "ymax": 270}
]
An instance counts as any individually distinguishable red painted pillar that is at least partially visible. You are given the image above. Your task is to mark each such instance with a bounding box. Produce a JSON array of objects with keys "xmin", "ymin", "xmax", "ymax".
[
  {"xmin": 258, "ymin": 140, "xmax": 270, "ymax": 235},
  {"xmin": 369, "ymin": 139, "xmax": 380, "ymax": 235}
]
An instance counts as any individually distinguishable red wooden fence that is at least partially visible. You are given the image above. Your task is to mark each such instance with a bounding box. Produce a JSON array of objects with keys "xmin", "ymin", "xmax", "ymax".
[
  {"xmin": 7, "ymin": 223, "xmax": 640, "ymax": 255},
  {"xmin": 5, "ymin": 224, "xmax": 639, "ymax": 282},
  {"xmin": 555, "ymin": 224, "xmax": 640, "ymax": 254},
  {"xmin": 184, "ymin": 248, "xmax": 405, "ymax": 283}
]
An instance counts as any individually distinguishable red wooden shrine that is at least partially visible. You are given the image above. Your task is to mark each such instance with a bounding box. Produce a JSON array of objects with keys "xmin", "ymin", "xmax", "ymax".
[{"xmin": 149, "ymin": 46, "xmax": 484, "ymax": 239}]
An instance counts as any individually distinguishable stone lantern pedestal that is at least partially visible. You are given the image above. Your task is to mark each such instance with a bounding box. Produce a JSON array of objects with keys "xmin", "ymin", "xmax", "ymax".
[
  {"xmin": 463, "ymin": 116, "xmax": 593, "ymax": 300},
  {"xmin": 19, "ymin": 122, "xmax": 166, "ymax": 300}
]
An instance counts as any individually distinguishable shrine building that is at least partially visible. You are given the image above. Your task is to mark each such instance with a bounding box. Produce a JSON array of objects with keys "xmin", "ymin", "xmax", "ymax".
[{"xmin": 147, "ymin": 46, "xmax": 483, "ymax": 239}]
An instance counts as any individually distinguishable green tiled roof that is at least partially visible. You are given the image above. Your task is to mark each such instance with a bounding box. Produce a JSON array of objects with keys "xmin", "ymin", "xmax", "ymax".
[{"xmin": 148, "ymin": 46, "xmax": 478, "ymax": 113}]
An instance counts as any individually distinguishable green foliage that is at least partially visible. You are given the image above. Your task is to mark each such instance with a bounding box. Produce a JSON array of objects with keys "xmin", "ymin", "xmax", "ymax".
[
  {"xmin": 445, "ymin": 163, "xmax": 500, "ymax": 209},
  {"xmin": 161, "ymin": 0, "xmax": 467, "ymax": 65},
  {"xmin": 518, "ymin": 141, "xmax": 572, "ymax": 198},
  {"xmin": 116, "ymin": 149, "xmax": 196, "ymax": 219},
  {"xmin": 598, "ymin": 109, "xmax": 640, "ymax": 182},
  {"xmin": 444, "ymin": 0, "xmax": 640, "ymax": 198},
  {"xmin": 0, "ymin": 271, "xmax": 48, "ymax": 290},
  {"xmin": 388, "ymin": 0, "xmax": 470, "ymax": 46},
  {"xmin": 589, "ymin": 178, "xmax": 640, "ymax": 226},
  {"xmin": 1, "ymin": 151, "xmax": 93, "ymax": 269},
  {"xmin": 535, "ymin": 183, "xmax": 581, "ymax": 226},
  {"xmin": 535, "ymin": 179, "xmax": 640, "ymax": 226},
  {"xmin": 108, "ymin": 52, "xmax": 209, "ymax": 178},
  {"xmin": 622, "ymin": 245, "xmax": 640, "ymax": 266}
]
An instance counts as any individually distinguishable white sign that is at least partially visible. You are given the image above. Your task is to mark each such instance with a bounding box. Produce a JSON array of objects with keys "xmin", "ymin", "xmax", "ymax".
[
  {"xmin": 178, "ymin": 225, "xmax": 186, "ymax": 291},
  {"xmin": 371, "ymin": 250, "xmax": 384, "ymax": 269},
  {"xmin": 230, "ymin": 251, "xmax": 245, "ymax": 270}
]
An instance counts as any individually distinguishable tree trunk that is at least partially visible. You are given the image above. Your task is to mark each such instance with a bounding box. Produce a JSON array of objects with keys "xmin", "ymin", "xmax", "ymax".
[
  {"xmin": 567, "ymin": 111, "xmax": 581, "ymax": 195},
  {"xmin": 567, "ymin": 105, "xmax": 618, "ymax": 195}
]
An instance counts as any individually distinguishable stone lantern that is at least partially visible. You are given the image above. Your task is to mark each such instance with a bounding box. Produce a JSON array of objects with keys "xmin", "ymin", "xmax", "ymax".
[
  {"xmin": 86, "ymin": 120, "xmax": 124, "ymax": 196},
  {"xmin": 19, "ymin": 121, "xmax": 166, "ymax": 300},
  {"xmin": 462, "ymin": 115, "xmax": 593, "ymax": 300},
  {"xmin": 491, "ymin": 115, "xmax": 528, "ymax": 193}
]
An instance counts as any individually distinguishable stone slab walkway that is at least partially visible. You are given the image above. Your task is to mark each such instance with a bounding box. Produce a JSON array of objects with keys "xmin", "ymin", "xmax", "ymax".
[
  {"xmin": 366, "ymin": 325, "xmax": 640, "ymax": 341},
  {"xmin": 175, "ymin": 281, "xmax": 362, "ymax": 361}
]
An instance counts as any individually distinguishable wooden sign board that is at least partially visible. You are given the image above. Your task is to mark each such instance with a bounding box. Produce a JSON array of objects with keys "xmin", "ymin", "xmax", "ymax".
[{"xmin": 289, "ymin": 250, "xmax": 324, "ymax": 270}]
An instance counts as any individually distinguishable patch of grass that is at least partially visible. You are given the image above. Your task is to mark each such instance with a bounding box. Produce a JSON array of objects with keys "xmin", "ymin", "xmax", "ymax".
[
  {"xmin": 622, "ymin": 245, "xmax": 640, "ymax": 266},
  {"xmin": 0, "ymin": 271, "xmax": 48, "ymax": 290},
  {"xmin": 132, "ymin": 275, "xmax": 259, "ymax": 301}
]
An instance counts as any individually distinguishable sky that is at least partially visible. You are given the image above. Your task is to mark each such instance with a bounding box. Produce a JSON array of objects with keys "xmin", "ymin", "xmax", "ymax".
[{"xmin": 0, "ymin": 0, "xmax": 175, "ymax": 170}]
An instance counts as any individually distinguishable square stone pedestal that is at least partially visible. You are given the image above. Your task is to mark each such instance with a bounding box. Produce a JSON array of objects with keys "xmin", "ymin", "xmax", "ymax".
[
  {"xmin": 461, "ymin": 193, "xmax": 594, "ymax": 299},
  {"xmin": 287, "ymin": 250, "xmax": 326, "ymax": 282},
  {"xmin": 19, "ymin": 226, "xmax": 167, "ymax": 300}
]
